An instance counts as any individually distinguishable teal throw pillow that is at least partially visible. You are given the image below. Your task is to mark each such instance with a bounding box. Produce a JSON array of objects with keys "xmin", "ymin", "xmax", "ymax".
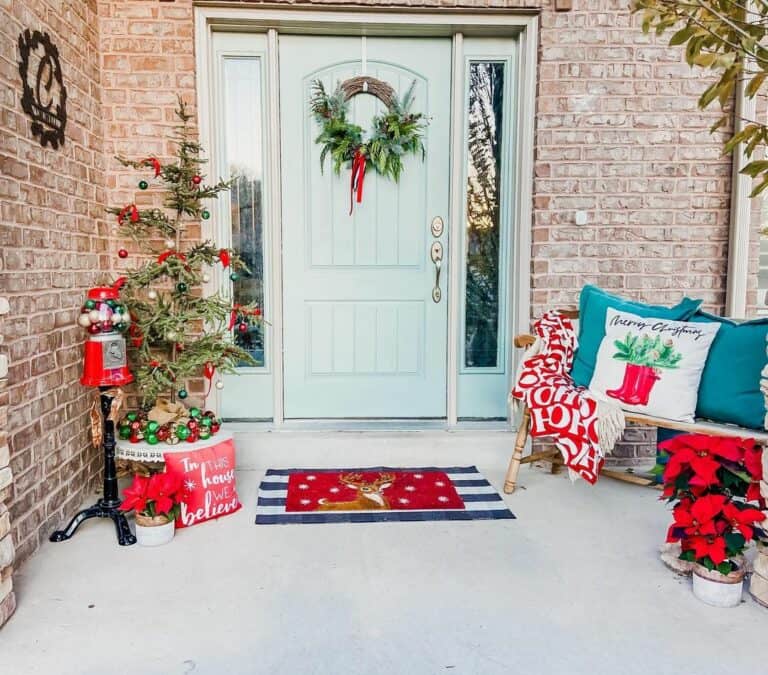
[
  {"xmin": 572, "ymin": 285, "xmax": 702, "ymax": 387},
  {"xmin": 691, "ymin": 312, "xmax": 768, "ymax": 430}
]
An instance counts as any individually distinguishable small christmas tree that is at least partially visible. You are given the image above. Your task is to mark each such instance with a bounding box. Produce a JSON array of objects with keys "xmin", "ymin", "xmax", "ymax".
[{"xmin": 107, "ymin": 98, "xmax": 261, "ymax": 441}]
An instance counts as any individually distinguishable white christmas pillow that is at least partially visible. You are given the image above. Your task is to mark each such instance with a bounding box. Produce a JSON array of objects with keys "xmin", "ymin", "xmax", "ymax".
[{"xmin": 589, "ymin": 308, "xmax": 720, "ymax": 423}]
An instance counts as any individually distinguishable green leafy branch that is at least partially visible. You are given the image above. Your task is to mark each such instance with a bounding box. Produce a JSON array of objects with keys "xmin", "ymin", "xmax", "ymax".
[
  {"xmin": 310, "ymin": 79, "xmax": 427, "ymax": 182},
  {"xmin": 632, "ymin": 0, "xmax": 768, "ymax": 200},
  {"xmin": 612, "ymin": 333, "xmax": 683, "ymax": 368}
]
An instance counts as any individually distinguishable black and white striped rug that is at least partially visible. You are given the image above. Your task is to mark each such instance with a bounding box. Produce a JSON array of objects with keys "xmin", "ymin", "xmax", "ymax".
[{"xmin": 255, "ymin": 466, "xmax": 515, "ymax": 525}]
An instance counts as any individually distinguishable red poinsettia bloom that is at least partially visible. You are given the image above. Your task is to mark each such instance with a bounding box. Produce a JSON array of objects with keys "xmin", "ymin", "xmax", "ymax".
[
  {"xmin": 119, "ymin": 474, "xmax": 150, "ymax": 513},
  {"xmin": 661, "ymin": 434, "xmax": 743, "ymax": 488},
  {"xmin": 722, "ymin": 502, "xmax": 766, "ymax": 541},
  {"xmin": 686, "ymin": 534, "xmax": 728, "ymax": 565},
  {"xmin": 146, "ymin": 471, "xmax": 184, "ymax": 516},
  {"xmin": 746, "ymin": 481, "xmax": 766, "ymax": 509},
  {"xmin": 666, "ymin": 494, "xmax": 727, "ymax": 542},
  {"xmin": 743, "ymin": 443, "xmax": 764, "ymax": 482}
]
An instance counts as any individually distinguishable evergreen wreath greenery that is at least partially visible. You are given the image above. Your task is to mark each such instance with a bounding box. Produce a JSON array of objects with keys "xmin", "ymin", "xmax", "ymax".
[{"xmin": 309, "ymin": 79, "xmax": 427, "ymax": 182}]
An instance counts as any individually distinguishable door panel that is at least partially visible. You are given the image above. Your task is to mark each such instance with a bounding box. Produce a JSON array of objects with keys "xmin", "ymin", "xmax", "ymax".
[{"xmin": 280, "ymin": 36, "xmax": 451, "ymax": 418}]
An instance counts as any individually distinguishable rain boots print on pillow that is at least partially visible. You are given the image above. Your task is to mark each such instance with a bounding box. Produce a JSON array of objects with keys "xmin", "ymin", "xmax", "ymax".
[{"xmin": 589, "ymin": 309, "xmax": 720, "ymax": 423}]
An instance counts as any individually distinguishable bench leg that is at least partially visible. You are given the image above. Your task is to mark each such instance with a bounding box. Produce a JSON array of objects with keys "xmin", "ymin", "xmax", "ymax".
[{"xmin": 504, "ymin": 407, "xmax": 530, "ymax": 494}]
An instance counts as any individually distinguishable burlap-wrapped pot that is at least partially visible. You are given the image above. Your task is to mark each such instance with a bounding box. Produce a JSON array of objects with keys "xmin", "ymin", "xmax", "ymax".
[
  {"xmin": 692, "ymin": 563, "xmax": 745, "ymax": 608},
  {"xmin": 134, "ymin": 513, "xmax": 174, "ymax": 547}
]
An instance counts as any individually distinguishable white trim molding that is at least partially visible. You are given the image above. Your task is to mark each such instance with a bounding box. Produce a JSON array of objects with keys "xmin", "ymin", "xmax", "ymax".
[
  {"xmin": 194, "ymin": 6, "xmax": 538, "ymax": 426},
  {"xmin": 726, "ymin": 73, "xmax": 756, "ymax": 319}
]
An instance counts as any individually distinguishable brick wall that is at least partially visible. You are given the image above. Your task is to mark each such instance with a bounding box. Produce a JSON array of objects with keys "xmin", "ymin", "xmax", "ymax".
[
  {"xmin": 0, "ymin": 0, "xmax": 106, "ymax": 588},
  {"xmin": 0, "ymin": 296, "xmax": 15, "ymax": 625},
  {"xmin": 533, "ymin": 2, "xmax": 732, "ymax": 317}
]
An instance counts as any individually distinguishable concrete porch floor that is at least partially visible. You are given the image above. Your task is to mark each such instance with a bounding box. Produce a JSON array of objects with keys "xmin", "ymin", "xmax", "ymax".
[{"xmin": 0, "ymin": 430, "xmax": 765, "ymax": 675}]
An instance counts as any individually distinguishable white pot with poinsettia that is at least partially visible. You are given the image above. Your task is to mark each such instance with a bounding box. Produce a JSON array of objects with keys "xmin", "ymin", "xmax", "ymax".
[
  {"xmin": 119, "ymin": 471, "xmax": 186, "ymax": 546},
  {"xmin": 659, "ymin": 434, "xmax": 766, "ymax": 608}
]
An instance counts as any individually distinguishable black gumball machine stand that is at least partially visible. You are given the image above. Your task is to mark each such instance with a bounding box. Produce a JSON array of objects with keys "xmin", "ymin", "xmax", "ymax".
[{"xmin": 50, "ymin": 286, "xmax": 137, "ymax": 546}]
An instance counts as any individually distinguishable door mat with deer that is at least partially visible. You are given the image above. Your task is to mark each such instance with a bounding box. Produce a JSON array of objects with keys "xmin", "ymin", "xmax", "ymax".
[{"xmin": 255, "ymin": 466, "xmax": 514, "ymax": 524}]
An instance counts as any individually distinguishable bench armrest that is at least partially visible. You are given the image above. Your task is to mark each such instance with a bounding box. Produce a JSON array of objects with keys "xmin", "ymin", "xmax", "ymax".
[{"xmin": 514, "ymin": 334, "xmax": 536, "ymax": 349}]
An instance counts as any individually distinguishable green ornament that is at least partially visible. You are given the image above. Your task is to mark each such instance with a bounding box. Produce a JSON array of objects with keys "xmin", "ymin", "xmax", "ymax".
[
  {"xmin": 189, "ymin": 407, "xmax": 201, "ymax": 418},
  {"xmin": 176, "ymin": 425, "xmax": 190, "ymax": 441},
  {"xmin": 177, "ymin": 282, "xmax": 188, "ymax": 293},
  {"xmin": 199, "ymin": 428, "xmax": 211, "ymax": 440},
  {"xmin": 118, "ymin": 425, "xmax": 131, "ymax": 440},
  {"xmin": 200, "ymin": 417, "xmax": 213, "ymax": 428},
  {"xmin": 178, "ymin": 388, "xmax": 188, "ymax": 400},
  {"xmin": 106, "ymin": 299, "xmax": 117, "ymax": 309},
  {"xmin": 126, "ymin": 412, "xmax": 138, "ymax": 422},
  {"xmin": 146, "ymin": 433, "xmax": 159, "ymax": 445},
  {"xmin": 229, "ymin": 272, "xmax": 239, "ymax": 282},
  {"xmin": 201, "ymin": 209, "xmax": 210, "ymax": 220},
  {"xmin": 147, "ymin": 420, "xmax": 159, "ymax": 433},
  {"xmin": 138, "ymin": 180, "xmax": 149, "ymax": 190},
  {"xmin": 85, "ymin": 299, "xmax": 96, "ymax": 310}
]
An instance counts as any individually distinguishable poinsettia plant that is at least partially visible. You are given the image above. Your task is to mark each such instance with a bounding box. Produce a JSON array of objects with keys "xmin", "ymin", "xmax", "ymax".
[
  {"xmin": 660, "ymin": 434, "xmax": 766, "ymax": 575},
  {"xmin": 119, "ymin": 471, "xmax": 187, "ymax": 521}
]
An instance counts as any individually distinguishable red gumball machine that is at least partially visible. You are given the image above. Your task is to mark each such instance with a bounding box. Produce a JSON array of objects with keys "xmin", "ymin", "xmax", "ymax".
[
  {"xmin": 50, "ymin": 284, "xmax": 137, "ymax": 546},
  {"xmin": 77, "ymin": 286, "xmax": 134, "ymax": 387}
]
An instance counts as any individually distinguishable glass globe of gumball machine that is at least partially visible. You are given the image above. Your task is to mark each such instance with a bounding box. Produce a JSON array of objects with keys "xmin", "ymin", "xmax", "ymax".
[{"xmin": 50, "ymin": 285, "xmax": 137, "ymax": 546}]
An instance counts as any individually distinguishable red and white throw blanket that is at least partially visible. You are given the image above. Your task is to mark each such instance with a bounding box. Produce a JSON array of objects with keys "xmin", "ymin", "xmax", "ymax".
[{"xmin": 510, "ymin": 312, "xmax": 625, "ymax": 484}]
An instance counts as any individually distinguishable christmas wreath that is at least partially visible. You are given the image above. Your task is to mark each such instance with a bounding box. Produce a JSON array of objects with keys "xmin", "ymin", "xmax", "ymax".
[{"xmin": 310, "ymin": 76, "xmax": 427, "ymax": 213}]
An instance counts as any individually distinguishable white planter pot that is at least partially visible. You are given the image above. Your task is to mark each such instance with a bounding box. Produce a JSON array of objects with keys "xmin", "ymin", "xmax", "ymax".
[
  {"xmin": 692, "ymin": 565, "xmax": 744, "ymax": 608},
  {"xmin": 135, "ymin": 515, "xmax": 175, "ymax": 547}
]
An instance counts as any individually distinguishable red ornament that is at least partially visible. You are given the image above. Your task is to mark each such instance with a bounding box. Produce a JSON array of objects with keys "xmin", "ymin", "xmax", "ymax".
[
  {"xmin": 238, "ymin": 322, "xmax": 248, "ymax": 333},
  {"xmin": 150, "ymin": 360, "xmax": 160, "ymax": 368},
  {"xmin": 192, "ymin": 175, "xmax": 202, "ymax": 185},
  {"xmin": 130, "ymin": 421, "xmax": 141, "ymax": 431},
  {"xmin": 156, "ymin": 427, "xmax": 170, "ymax": 442},
  {"xmin": 218, "ymin": 249, "xmax": 230, "ymax": 268},
  {"xmin": 253, "ymin": 308, "xmax": 262, "ymax": 317},
  {"xmin": 187, "ymin": 420, "xmax": 199, "ymax": 432},
  {"xmin": 176, "ymin": 343, "xmax": 185, "ymax": 352},
  {"xmin": 118, "ymin": 248, "xmax": 128, "ymax": 259},
  {"xmin": 129, "ymin": 434, "xmax": 140, "ymax": 444},
  {"xmin": 88, "ymin": 323, "xmax": 101, "ymax": 334},
  {"xmin": 210, "ymin": 422, "xmax": 221, "ymax": 434},
  {"xmin": 186, "ymin": 431, "xmax": 199, "ymax": 443},
  {"xmin": 203, "ymin": 362, "xmax": 215, "ymax": 380}
]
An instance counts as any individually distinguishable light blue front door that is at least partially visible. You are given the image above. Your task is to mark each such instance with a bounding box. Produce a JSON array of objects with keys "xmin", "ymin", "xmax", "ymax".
[{"xmin": 280, "ymin": 36, "xmax": 452, "ymax": 418}]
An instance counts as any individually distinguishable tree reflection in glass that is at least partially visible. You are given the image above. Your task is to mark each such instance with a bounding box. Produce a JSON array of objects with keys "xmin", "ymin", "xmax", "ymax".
[
  {"xmin": 465, "ymin": 62, "xmax": 504, "ymax": 368},
  {"xmin": 231, "ymin": 169, "xmax": 265, "ymax": 366},
  {"xmin": 223, "ymin": 57, "xmax": 266, "ymax": 367}
]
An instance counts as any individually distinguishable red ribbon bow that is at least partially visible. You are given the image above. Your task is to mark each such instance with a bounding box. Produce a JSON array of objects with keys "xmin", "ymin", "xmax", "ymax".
[
  {"xmin": 349, "ymin": 149, "xmax": 366, "ymax": 215},
  {"xmin": 157, "ymin": 250, "xmax": 188, "ymax": 265},
  {"xmin": 143, "ymin": 157, "xmax": 162, "ymax": 177},
  {"xmin": 117, "ymin": 204, "xmax": 139, "ymax": 225}
]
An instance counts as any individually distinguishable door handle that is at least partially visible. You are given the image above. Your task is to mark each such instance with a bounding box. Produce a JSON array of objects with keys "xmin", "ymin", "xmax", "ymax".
[{"xmin": 430, "ymin": 241, "xmax": 443, "ymax": 303}]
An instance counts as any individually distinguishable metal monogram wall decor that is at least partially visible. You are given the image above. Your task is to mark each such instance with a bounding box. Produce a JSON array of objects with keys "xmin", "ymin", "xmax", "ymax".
[{"xmin": 18, "ymin": 29, "xmax": 67, "ymax": 149}]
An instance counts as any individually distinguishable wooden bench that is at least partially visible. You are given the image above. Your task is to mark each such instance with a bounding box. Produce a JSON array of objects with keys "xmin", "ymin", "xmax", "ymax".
[{"xmin": 503, "ymin": 311, "xmax": 768, "ymax": 494}]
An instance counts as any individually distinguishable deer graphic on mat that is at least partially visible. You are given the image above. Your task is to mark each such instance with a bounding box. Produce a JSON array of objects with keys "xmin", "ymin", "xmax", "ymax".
[{"xmin": 316, "ymin": 472, "xmax": 395, "ymax": 511}]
